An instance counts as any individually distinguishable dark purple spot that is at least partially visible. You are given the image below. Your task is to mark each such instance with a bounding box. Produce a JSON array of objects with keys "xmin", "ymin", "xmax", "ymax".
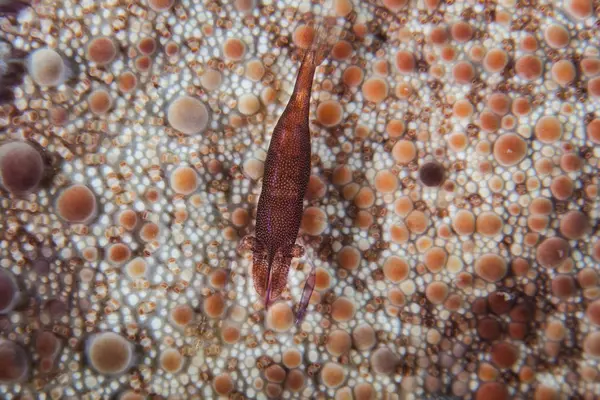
[
  {"xmin": 32, "ymin": 260, "xmax": 50, "ymax": 275},
  {"xmin": 0, "ymin": 1, "xmax": 29, "ymax": 15},
  {"xmin": 0, "ymin": 142, "xmax": 44, "ymax": 194},
  {"xmin": 0, "ymin": 88, "xmax": 15, "ymax": 104},
  {"xmin": 0, "ymin": 340, "xmax": 28, "ymax": 383},
  {"xmin": 0, "ymin": 270, "xmax": 17, "ymax": 312},
  {"xmin": 419, "ymin": 161, "xmax": 445, "ymax": 187},
  {"xmin": 43, "ymin": 299, "xmax": 67, "ymax": 319}
]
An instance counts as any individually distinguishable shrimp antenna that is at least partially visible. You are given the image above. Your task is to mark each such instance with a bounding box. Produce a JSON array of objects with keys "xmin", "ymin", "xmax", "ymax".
[{"xmin": 294, "ymin": 238, "xmax": 319, "ymax": 325}]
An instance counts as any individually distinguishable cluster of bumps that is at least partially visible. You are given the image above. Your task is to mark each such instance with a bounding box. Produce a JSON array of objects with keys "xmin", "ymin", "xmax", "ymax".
[{"xmin": 0, "ymin": 0, "xmax": 599, "ymax": 399}]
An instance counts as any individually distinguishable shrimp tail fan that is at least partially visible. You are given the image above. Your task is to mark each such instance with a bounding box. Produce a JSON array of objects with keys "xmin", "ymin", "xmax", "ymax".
[{"xmin": 295, "ymin": 257, "xmax": 317, "ymax": 325}]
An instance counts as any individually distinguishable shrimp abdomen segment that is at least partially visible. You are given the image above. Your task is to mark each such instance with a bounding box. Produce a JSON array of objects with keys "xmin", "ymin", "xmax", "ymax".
[{"xmin": 252, "ymin": 125, "xmax": 311, "ymax": 302}]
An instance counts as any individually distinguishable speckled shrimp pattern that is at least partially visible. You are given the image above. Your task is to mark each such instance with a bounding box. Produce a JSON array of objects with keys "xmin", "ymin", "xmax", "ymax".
[
  {"xmin": 243, "ymin": 41, "xmax": 325, "ymax": 307},
  {"xmin": 0, "ymin": 0, "xmax": 599, "ymax": 399}
]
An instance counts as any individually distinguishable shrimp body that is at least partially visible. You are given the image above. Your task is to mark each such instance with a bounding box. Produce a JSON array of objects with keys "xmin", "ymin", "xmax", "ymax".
[{"xmin": 240, "ymin": 48, "xmax": 324, "ymax": 307}]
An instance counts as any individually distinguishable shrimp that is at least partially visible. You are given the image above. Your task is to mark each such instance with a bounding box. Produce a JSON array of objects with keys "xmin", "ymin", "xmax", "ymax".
[{"xmin": 238, "ymin": 20, "xmax": 335, "ymax": 311}]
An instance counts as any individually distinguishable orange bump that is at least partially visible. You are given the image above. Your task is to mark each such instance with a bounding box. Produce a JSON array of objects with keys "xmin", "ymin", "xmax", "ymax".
[
  {"xmin": 168, "ymin": 96, "xmax": 209, "ymax": 134},
  {"xmin": 386, "ymin": 119, "xmax": 405, "ymax": 138},
  {"xmin": 306, "ymin": 175, "xmax": 326, "ymax": 200},
  {"xmin": 544, "ymin": 24, "xmax": 570, "ymax": 49},
  {"xmin": 362, "ymin": 77, "xmax": 389, "ymax": 103},
  {"xmin": 374, "ymin": 169, "xmax": 398, "ymax": 193},
  {"xmin": 589, "ymin": 77, "xmax": 600, "ymax": 98},
  {"xmin": 483, "ymin": 49, "xmax": 508, "ymax": 73},
  {"xmin": 452, "ymin": 210, "xmax": 475, "ymax": 236},
  {"xmin": 586, "ymin": 118, "xmax": 600, "ymax": 144},
  {"xmin": 551, "ymin": 60, "xmax": 576, "ymax": 86},
  {"xmin": 491, "ymin": 342, "xmax": 518, "ymax": 368},
  {"xmin": 337, "ymin": 246, "xmax": 361, "ymax": 271},
  {"xmin": 213, "ymin": 373, "xmax": 234, "ymax": 395},
  {"xmin": 267, "ymin": 302, "xmax": 294, "ymax": 332},
  {"xmin": 316, "ymin": 100, "xmax": 343, "ymax": 127},
  {"xmin": 331, "ymin": 297, "xmax": 355, "ymax": 322},
  {"xmin": 137, "ymin": 37, "xmax": 157, "ymax": 55},
  {"xmin": 476, "ymin": 211, "xmax": 503, "ymax": 237},
  {"xmin": 392, "ymin": 140, "xmax": 416, "ymax": 164},
  {"xmin": 118, "ymin": 72, "xmax": 137, "ymax": 93},
  {"xmin": 581, "ymin": 58, "xmax": 600, "ymax": 77},
  {"xmin": 321, "ymin": 362, "xmax": 346, "ymax": 388},
  {"xmin": 550, "ymin": 175, "xmax": 574, "ymax": 200},
  {"xmin": 354, "ymin": 187, "xmax": 375, "ymax": 209},
  {"xmin": 425, "ymin": 281, "xmax": 449, "ymax": 304},
  {"xmin": 487, "ymin": 93, "xmax": 511, "ymax": 115},
  {"xmin": 394, "ymin": 196, "xmax": 413, "ymax": 217},
  {"xmin": 56, "ymin": 184, "xmax": 97, "ymax": 223},
  {"xmin": 452, "ymin": 61, "xmax": 475, "ymax": 84},
  {"xmin": 231, "ymin": 207, "xmax": 250, "ymax": 227},
  {"xmin": 282, "ymin": 348, "xmax": 302, "ymax": 368},
  {"xmin": 170, "ymin": 304, "xmax": 194, "ymax": 327},
  {"xmin": 479, "ymin": 111, "xmax": 500, "ymax": 133},
  {"xmin": 301, "ymin": 206, "xmax": 327, "ymax": 235},
  {"xmin": 342, "ymin": 65, "xmax": 364, "ymax": 87},
  {"xmin": 332, "ymin": 165, "xmax": 352, "ymax": 186},
  {"xmin": 475, "ymin": 382, "xmax": 509, "ymax": 400},
  {"xmin": 286, "ymin": 369, "xmax": 305, "ymax": 392},
  {"xmin": 515, "ymin": 55, "xmax": 543, "ymax": 80},
  {"xmin": 453, "ymin": 99, "xmax": 474, "ymax": 119},
  {"xmin": 331, "ymin": 40, "xmax": 353, "ymax": 61},
  {"xmin": 136, "ymin": 56, "xmax": 151, "ymax": 72},
  {"xmin": 201, "ymin": 69, "xmax": 222, "ymax": 91},
  {"xmin": 519, "ymin": 34, "xmax": 538, "ymax": 52},
  {"xmin": 511, "ymin": 97, "xmax": 531, "ymax": 116},
  {"xmin": 334, "ymin": 0, "xmax": 353, "ymax": 16},
  {"xmin": 107, "ymin": 243, "xmax": 131, "ymax": 265},
  {"xmin": 383, "ymin": 256, "xmax": 409, "ymax": 282},
  {"xmin": 395, "ymin": 50, "xmax": 415, "ymax": 73},
  {"xmin": 476, "ymin": 254, "xmax": 507, "ymax": 283},
  {"xmin": 86, "ymin": 37, "xmax": 117, "ymax": 66},
  {"xmin": 223, "ymin": 38, "xmax": 246, "ymax": 61},
  {"xmin": 203, "ymin": 293, "xmax": 225, "ymax": 318},
  {"xmin": 148, "ymin": 0, "xmax": 174, "ymax": 11},
  {"xmin": 451, "ymin": 21, "xmax": 473, "ymax": 43},
  {"xmin": 88, "ymin": 89, "xmax": 112, "ymax": 115},
  {"xmin": 529, "ymin": 198, "xmax": 552, "ymax": 215},
  {"xmin": 406, "ymin": 210, "xmax": 428, "ymax": 234},
  {"xmin": 424, "ymin": 247, "xmax": 447, "ymax": 272},
  {"xmin": 87, "ymin": 332, "xmax": 132, "ymax": 375},
  {"xmin": 390, "ymin": 223, "xmax": 409, "ymax": 244},
  {"xmin": 448, "ymin": 132, "xmax": 468, "ymax": 152},
  {"xmin": 209, "ymin": 268, "xmax": 228, "ymax": 289},
  {"xmin": 429, "ymin": 26, "xmax": 448, "ymax": 45},
  {"xmin": 326, "ymin": 330, "xmax": 351, "ymax": 356},
  {"xmin": 493, "ymin": 134, "xmax": 527, "ymax": 167},
  {"xmin": 125, "ymin": 257, "xmax": 147, "ymax": 279},
  {"xmin": 160, "ymin": 348, "xmax": 183, "ymax": 373},
  {"xmin": 314, "ymin": 267, "xmax": 331, "ymax": 291},
  {"xmin": 293, "ymin": 25, "xmax": 315, "ymax": 49},
  {"xmin": 535, "ymin": 116, "xmax": 563, "ymax": 144},
  {"xmin": 170, "ymin": 166, "xmax": 198, "ymax": 195},
  {"xmin": 565, "ymin": 0, "xmax": 593, "ymax": 19},
  {"xmin": 140, "ymin": 222, "xmax": 160, "ymax": 242}
]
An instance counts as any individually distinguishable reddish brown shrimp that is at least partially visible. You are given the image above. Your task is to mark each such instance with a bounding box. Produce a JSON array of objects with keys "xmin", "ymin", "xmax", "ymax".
[{"xmin": 238, "ymin": 24, "xmax": 332, "ymax": 312}]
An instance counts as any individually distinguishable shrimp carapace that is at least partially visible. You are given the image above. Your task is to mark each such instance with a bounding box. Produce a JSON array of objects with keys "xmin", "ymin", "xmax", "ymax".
[{"xmin": 238, "ymin": 17, "xmax": 339, "ymax": 309}]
